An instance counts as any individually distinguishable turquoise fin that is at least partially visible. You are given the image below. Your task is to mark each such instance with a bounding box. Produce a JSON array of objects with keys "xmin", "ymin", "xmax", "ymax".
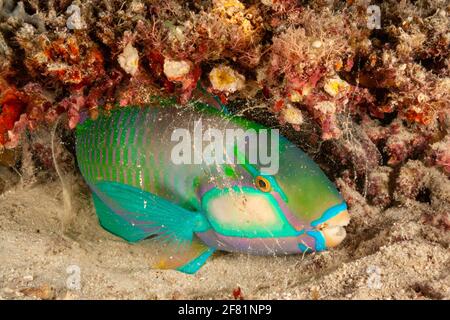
[
  {"xmin": 89, "ymin": 181, "xmax": 215, "ymax": 273},
  {"xmin": 154, "ymin": 236, "xmax": 215, "ymax": 274},
  {"xmin": 176, "ymin": 246, "xmax": 215, "ymax": 274},
  {"xmin": 89, "ymin": 181, "xmax": 211, "ymax": 245},
  {"xmin": 92, "ymin": 192, "xmax": 150, "ymax": 242}
]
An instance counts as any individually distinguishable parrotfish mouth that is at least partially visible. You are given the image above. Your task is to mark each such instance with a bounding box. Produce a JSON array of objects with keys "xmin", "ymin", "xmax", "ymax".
[
  {"xmin": 316, "ymin": 209, "xmax": 350, "ymax": 248},
  {"xmin": 310, "ymin": 202, "xmax": 350, "ymax": 249}
]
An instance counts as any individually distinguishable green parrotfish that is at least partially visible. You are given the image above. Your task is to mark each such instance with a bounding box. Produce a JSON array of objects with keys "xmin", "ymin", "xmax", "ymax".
[{"xmin": 75, "ymin": 100, "xmax": 350, "ymax": 274}]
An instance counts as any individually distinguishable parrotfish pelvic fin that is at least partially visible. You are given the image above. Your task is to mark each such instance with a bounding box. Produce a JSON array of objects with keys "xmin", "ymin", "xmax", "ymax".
[
  {"xmin": 154, "ymin": 238, "xmax": 215, "ymax": 274},
  {"xmin": 89, "ymin": 181, "xmax": 214, "ymax": 273}
]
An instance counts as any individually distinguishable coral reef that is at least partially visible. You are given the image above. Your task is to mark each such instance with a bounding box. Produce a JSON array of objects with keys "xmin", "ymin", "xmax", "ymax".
[{"xmin": 0, "ymin": 0, "xmax": 448, "ymax": 232}]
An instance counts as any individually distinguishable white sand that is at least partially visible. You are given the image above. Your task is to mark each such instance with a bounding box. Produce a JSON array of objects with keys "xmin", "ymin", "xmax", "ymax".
[{"xmin": 0, "ymin": 175, "xmax": 448, "ymax": 300}]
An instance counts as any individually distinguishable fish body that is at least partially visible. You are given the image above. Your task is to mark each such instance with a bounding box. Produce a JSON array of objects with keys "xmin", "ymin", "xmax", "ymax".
[{"xmin": 76, "ymin": 102, "xmax": 349, "ymax": 273}]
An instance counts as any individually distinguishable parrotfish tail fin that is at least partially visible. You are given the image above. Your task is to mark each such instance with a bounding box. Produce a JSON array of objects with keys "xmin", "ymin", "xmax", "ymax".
[
  {"xmin": 90, "ymin": 181, "xmax": 214, "ymax": 273},
  {"xmin": 193, "ymin": 80, "xmax": 230, "ymax": 114}
]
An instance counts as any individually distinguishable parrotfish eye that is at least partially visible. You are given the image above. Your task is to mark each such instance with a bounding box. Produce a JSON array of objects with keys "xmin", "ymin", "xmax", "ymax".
[{"xmin": 255, "ymin": 176, "xmax": 271, "ymax": 192}]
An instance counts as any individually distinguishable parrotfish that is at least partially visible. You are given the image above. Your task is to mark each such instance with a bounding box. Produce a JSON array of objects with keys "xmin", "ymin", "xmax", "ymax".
[{"xmin": 75, "ymin": 100, "xmax": 350, "ymax": 274}]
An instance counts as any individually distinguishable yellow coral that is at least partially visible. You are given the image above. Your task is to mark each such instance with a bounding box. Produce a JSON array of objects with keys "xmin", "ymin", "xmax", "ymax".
[
  {"xmin": 289, "ymin": 85, "xmax": 313, "ymax": 103},
  {"xmin": 323, "ymin": 76, "xmax": 349, "ymax": 97},
  {"xmin": 281, "ymin": 104, "xmax": 303, "ymax": 126},
  {"xmin": 289, "ymin": 91, "xmax": 303, "ymax": 103},
  {"xmin": 118, "ymin": 43, "xmax": 139, "ymax": 76},
  {"xmin": 213, "ymin": 0, "xmax": 245, "ymax": 14},
  {"xmin": 209, "ymin": 65, "xmax": 245, "ymax": 93},
  {"xmin": 212, "ymin": 0, "xmax": 259, "ymax": 41}
]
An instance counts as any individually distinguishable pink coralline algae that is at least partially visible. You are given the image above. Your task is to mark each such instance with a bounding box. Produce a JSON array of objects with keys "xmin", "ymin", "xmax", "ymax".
[{"xmin": 16, "ymin": 31, "xmax": 105, "ymax": 88}]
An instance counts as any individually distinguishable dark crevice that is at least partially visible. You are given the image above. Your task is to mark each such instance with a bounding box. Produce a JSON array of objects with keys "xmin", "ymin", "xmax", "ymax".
[
  {"xmin": 412, "ymin": 283, "xmax": 445, "ymax": 300},
  {"xmin": 22, "ymin": 1, "xmax": 37, "ymax": 15},
  {"xmin": 416, "ymin": 56, "xmax": 447, "ymax": 75},
  {"xmin": 378, "ymin": 111, "xmax": 398, "ymax": 126},
  {"xmin": 416, "ymin": 187, "xmax": 431, "ymax": 204}
]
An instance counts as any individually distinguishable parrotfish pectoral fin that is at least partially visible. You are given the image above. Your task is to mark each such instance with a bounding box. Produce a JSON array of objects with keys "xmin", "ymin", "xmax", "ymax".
[
  {"xmin": 153, "ymin": 237, "xmax": 215, "ymax": 274},
  {"xmin": 89, "ymin": 181, "xmax": 211, "ymax": 245},
  {"xmin": 92, "ymin": 192, "xmax": 150, "ymax": 242}
]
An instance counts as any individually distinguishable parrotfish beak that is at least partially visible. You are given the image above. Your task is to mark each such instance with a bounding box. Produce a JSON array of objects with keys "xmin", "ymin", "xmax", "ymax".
[
  {"xmin": 316, "ymin": 209, "xmax": 350, "ymax": 248},
  {"xmin": 306, "ymin": 202, "xmax": 350, "ymax": 250}
]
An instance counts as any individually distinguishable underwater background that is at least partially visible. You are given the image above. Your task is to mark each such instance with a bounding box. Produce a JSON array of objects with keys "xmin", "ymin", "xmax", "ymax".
[{"xmin": 0, "ymin": 0, "xmax": 449, "ymax": 299}]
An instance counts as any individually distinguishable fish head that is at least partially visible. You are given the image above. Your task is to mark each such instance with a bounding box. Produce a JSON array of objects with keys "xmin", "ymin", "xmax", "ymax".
[
  {"xmin": 273, "ymin": 138, "xmax": 350, "ymax": 250},
  {"xmin": 198, "ymin": 137, "xmax": 349, "ymax": 252}
]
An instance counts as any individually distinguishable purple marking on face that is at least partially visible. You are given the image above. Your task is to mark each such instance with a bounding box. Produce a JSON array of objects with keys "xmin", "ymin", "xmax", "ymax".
[
  {"xmin": 198, "ymin": 183, "xmax": 216, "ymax": 199},
  {"xmin": 196, "ymin": 230, "xmax": 318, "ymax": 255},
  {"xmin": 197, "ymin": 179, "xmax": 322, "ymax": 253},
  {"xmin": 199, "ymin": 179, "xmax": 309, "ymax": 233},
  {"xmin": 271, "ymin": 192, "xmax": 310, "ymax": 232}
]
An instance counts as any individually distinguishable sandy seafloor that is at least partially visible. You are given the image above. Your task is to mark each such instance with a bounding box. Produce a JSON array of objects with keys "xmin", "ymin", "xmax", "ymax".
[{"xmin": 0, "ymin": 169, "xmax": 448, "ymax": 300}]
